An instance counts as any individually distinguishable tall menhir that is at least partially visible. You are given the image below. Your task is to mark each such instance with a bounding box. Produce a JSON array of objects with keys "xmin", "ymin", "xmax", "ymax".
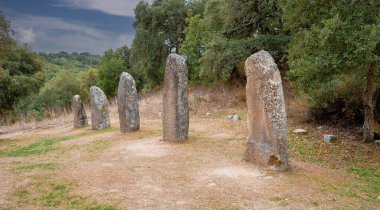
[
  {"xmin": 244, "ymin": 50, "xmax": 290, "ymax": 171},
  {"xmin": 162, "ymin": 54, "xmax": 189, "ymax": 142}
]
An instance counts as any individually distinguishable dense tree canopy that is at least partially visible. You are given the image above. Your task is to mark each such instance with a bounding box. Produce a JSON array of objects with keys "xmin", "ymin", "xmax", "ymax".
[
  {"xmin": 0, "ymin": 14, "xmax": 14, "ymax": 67},
  {"xmin": 281, "ymin": 0, "xmax": 380, "ymax": 141},
  {"xmin": 99, "ymin": 46, "xmax": 132, "ymax": 97},
  {"xmin": 181, "ymin": 0, "xmax": 290, "ymax": 82},
  {"xmin": 0, "ymin": 46, "xmax": 45, "ymax": 115},
  {"xmin": 282, "ymin": 0, "xmax": 380, "ymax": 110}
]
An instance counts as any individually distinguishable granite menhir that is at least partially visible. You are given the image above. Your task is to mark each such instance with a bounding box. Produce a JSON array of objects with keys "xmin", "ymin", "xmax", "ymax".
[
  {"xmin": 162, "ymin": 54, "xmax": 189, "ymax": 142},
  {"xmin": 90, "ymin": 86, "xmax": 111, "ymax": 130},
  {"xmin": 244, "ymin": 50, "xmax": 290, "ymax": 171},
  {"xmin": 72, "ymin": 95, "xmax": 88, "ymax": 128},
  {"xmin": 117, "ymin": 72, "xmax": 140, "ymax": 132}
]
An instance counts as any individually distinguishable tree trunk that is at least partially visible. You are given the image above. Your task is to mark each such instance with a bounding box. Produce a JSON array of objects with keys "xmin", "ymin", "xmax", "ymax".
[{"xmin": 363, "ymin": 61, "xmax": 377, "ymax": 143}]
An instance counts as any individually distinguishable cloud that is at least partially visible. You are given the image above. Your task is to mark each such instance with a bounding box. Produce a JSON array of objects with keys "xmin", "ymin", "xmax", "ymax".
[
  {"xmin": 10, "ymin": 14, "xmax": 133, "ymax": 54},
  {"xmin": 54, "ymin": 0, "xmax": 152, "ymax": 17},
  {"xmin": 15, "ymin": 28, "xmax": 36, "ymax": 44},
  {"xmin": 12, "ymin": 15, "xmax": 104, "ymax": 39}
]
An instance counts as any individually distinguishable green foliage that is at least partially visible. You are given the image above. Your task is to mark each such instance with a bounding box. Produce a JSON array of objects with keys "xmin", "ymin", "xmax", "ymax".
[
  {"xmin": 282, "ymin": 0, "xmax": 380, "ymax": 117},
  {"xmin": 180, "ymin": 0, "xmax": 290, "ymax": 83},
  {"xmin": 0, "ymin": 46, "xmax": 45, "ymax": 117},
  {"xmin": 179, "ymin": 14, "xmax": 209, "ymax": 81},
  {"xmin": 78, "ymin": 68, "xmax": 99, "ymax": 102},
  {"xmin": 0, "ymin": 14, "xmax": 15, "ymax": 66},
  {"xmin": 130, "ymin": 0, "xmax": 194, "ymax": 91},
  {"xmin": 99, "ymin": 47, "xmax": 131, "ymax": 97},
  {"xmin": 14, "ymin": 69, "xmax": 81, "ymax": 120},
  {"xmin": 39, "ymin": 51, "xmax": 100, "ymax": 79}
]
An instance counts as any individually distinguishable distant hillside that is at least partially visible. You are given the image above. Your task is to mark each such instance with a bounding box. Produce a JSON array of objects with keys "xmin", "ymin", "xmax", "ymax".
[{"xmin": 39, "ymin": 51, "xmax": 100, "ymax": 80}]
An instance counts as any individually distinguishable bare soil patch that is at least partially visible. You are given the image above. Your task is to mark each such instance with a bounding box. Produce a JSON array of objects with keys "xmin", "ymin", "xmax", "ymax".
[{"xmin": 0, "ymin": 99, "xmax": 379, "ymax": 209}]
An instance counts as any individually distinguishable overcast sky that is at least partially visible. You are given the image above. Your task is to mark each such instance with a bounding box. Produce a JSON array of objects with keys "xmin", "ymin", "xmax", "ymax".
[{"xmin": 0, "ymin": 0, "xmax": 151, "ymax": 55}]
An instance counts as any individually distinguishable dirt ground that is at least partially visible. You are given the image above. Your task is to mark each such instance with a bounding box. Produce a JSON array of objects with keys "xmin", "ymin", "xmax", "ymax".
[{"xmin": 0, "ymin": 93, "xmax": 379, "ymax": 210}]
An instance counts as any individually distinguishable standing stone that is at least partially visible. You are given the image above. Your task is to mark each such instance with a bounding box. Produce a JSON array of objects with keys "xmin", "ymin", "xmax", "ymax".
[
  {"xmin": 117, "ymin": 72, "xmax": 140, "ymax": 132},
  {"xmin": 162, "ymin": 54, "xmax": 189, "ymax": 142},
  {"xmin": 90, "ymin": 86, "xmax": 111, "ymax": 130},
  {"xmin": 244, "ymin": 50, "xmax": 290, "ymax": 171},
  {"xmin": 72, "ymin": 95, "xmax": 88, "ymax": 128}
]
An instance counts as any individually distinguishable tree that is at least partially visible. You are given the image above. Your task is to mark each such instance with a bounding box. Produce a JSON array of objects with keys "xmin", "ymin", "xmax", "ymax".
[
  {"xmin": 180, "ymin": 0, "xmax": 290, "ymax": 83},
  {"xmin": 78, "ymin": 68, "xmax": 99, "ymax": 102},
  {"xmin": 0, "ymin": 46, "xmax": 45, "ymax": 114},
  {"xmin": 281, "ymin": 0, "xmax": 380, "ymax": 142},
  {"xmin": 98, "ymin": 47, "xmax": 132, "ymax": 97},
  {"xmin": 130, "ymin": 0, "xmax": 191, "ymax": 91},
  {"xmin": 0, "ymin": 14, "xmax": 15, "ymax": 67}
]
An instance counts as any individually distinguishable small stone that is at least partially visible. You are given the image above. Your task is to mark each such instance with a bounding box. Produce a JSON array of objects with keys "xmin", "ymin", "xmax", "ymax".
[
  {"xmin": 208, "ymin": 183, "xmax": 216, "ymax": 187},
  {"xmin": 324, "ymin": 135, "xmax": 337, "ymax": 143},
  {"xmin": 206, "ymin": 112, "xmax": 212, "ymax": 117},
  {"xmin": 0, "ymin": 129, "xmax": 4, "ymax": 134},
  {"xmin": 374, "ymin": 131, "xmax": 380, "ymax": 140},
  {"xmin": 226, "ymin": 115, "xmax": 233, "ymax": 120},
  {"xmin": 375, "ymin": 140, "xmax": 380, "ymax": 149},
  {"xmin": 316, "ymin": 126, "xmax": 325, "ymax": 131},
  {"xmin": 158, "ymin": 112, "xmax": 163, "ymax": 118},
  {"xmin": 293, "ymin": 129, "xmax": 307, "ymax": 134},
  {"xmin": 232, "ymin": 114, "xmax": 241, "ymax": 121}
]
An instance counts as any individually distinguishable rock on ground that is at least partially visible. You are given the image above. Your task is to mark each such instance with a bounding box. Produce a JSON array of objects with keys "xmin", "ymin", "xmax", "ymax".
[
  {"xmin": 324, "ymin": 135, "xmax": 337, "ymax": 143},
  {"xmin": 293, "ymin": 129, "xmax": 307, "ymax": 134}
]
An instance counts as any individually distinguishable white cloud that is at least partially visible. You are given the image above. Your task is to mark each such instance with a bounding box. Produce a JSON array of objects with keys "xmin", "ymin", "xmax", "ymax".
[
  {"xmin": 15, "ymin": 28, "xmax": 36, "ymax": 44},
  {"xmin": 54, "ymin": 0, "xmax": 152, "ymax": 17},
  {"xmin": 12, "ymin": 15, "xmax": 104, "ymax": 39},
  {"xmin": 10, "ymin": 14, "xmax": 133, "ymax": 54}
]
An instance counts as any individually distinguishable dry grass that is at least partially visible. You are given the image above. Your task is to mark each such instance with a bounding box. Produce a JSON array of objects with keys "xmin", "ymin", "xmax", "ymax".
[{"xmin": 1, "ymin": 83, "xmax": 379, "ymax": 209}]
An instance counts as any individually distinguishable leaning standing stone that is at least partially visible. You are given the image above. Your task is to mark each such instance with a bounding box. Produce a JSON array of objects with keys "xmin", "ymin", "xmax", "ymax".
[
  {"xmin": 72, "ymin": 95, "xmax": 88, "ymax": 128},
  {"xmin": 90, "ymin": 86, "xmax": 111, "ymax": 130},
  {"xmin": 244, "ymin": 50, "xmax": 290, "ymax": 171},
  {"xmin": 117, "ymin": 72, "xmax": 140, "ymax": 132},
  {"xmin": 162, "ymin": 54, "xmax": 189, "ymax": 142}
]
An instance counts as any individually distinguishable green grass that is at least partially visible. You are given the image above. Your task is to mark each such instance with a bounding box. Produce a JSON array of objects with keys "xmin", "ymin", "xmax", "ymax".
[
  {"xmin": 14, "ymin": 175, "xmax": 118, "ymax": 209},
  {"xmin": 0, "ymin": 127, "xmax": 118, "ymax": 157},
  {"xmin": 16, "ymin": 162, "xmax": 57, "ymax": 171},
  {"xmin": 130, "ymin": 129, "xmax": 161, "ymax": 140},
  {"xmin": 289, "ymin": 126, "xmax": 380, "ymax": 204},
  {"xmin": 345, "ymin": 166, "xmax": 380, "ymax": 202},
  {"xmin": 83, "ymin": 139, "xmax": 113, "ymax": 160}
]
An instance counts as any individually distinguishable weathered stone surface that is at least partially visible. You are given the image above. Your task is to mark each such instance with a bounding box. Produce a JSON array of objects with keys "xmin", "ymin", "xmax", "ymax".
[
  {"xmin": 293, "ymin": 128, "xmax": 307, "ymax": 134},
  {"xmin": 162, "ymin": 54, "xmax": 189, "ymax": 142},
  {"xmin": 323, "ymin": 135, "xmax": 336, "ymax": 143},
  {"xmin": 90, "ymin": 86, "xmax": 111, "ymax": 130},
  {"xmin": 117, "ymin": 72, "xmax": 140, "ymax": 132},
  {"xmin": 244, "ymin": 50, "xmax": 290, "ymax": 171},
  {"xmin": 72, "ymin": 95, "xmax": 88, "ymax": 128},
  {"xmin": 226, "ymin": 114, "xmax": 240, "ymax": 121}
]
